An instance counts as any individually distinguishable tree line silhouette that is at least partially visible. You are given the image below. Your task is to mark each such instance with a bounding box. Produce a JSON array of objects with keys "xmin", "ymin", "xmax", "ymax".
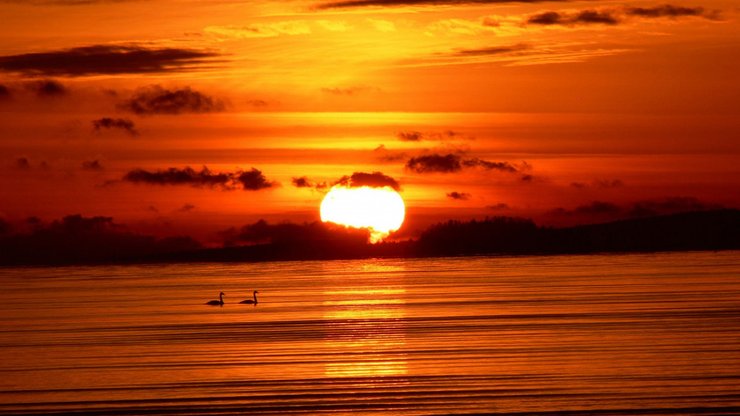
[{"xmin": 0, "ymin": 210, "xmax": 737, "ymax": 266}]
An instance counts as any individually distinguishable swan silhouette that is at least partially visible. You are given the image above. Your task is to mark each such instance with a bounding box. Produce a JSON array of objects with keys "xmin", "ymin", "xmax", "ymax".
[
  {"xmin": 206, "ymin": 292, "xmax": 225, "ymax": 306},
  {"xmin": 240, "ymin": 290, "xmax": 259, "ymax": 305}
]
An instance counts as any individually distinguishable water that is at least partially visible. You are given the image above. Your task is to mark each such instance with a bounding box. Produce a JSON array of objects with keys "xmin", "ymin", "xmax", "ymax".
[{"xmin": 1, "ymin": 252, "xmax": 739, "ymax": 415}]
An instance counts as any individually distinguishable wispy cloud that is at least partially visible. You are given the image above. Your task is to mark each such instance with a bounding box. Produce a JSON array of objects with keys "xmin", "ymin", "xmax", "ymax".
[
  {"xmin": 119, "ymin": 85, "xmax": 225, "ymax": 115},
  {"xmin": 204, "ymin": 22, "xmax": 311, "ymax": 39},
  {"xmin": 92, "ymin": 117, "xmax": 138, "ymax": 136},
  {"xmin": 0, "ymin": 45, "xmax": 220, "ymax": 77},
  {"xmin": 122, "ymin": 166, "xmax": 276, "ymax": 191},
  {"xmin": 315, "ymin": 0, "xmax": 570, "ymax": 10}
]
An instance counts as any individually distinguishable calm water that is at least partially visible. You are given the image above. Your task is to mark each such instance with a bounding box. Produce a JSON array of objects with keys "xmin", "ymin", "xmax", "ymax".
[{"xmin": 1, "ymin": 252, "xmax": 740, "ymax": 415}]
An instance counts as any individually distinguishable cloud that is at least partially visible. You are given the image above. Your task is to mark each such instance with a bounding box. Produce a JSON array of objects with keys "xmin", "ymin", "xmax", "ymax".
[
  {"xmin": 315, "ymin": 0, "xmax": 562, "ymax": 10},
  {"xmin": 397, "ymin": 131, "xmax": 423, "ymax": 141},
  {"xmin": 235, "ymin": 168, "xmax": 275, "ymax": 191},
  {"xmin": 367, "ymin": 18, "xmax": 396, "ymax": 32},
  {"xmin": 92, "ymin": 117, "xmax": 138, "ymax": 136},
  {"xmin": 321, "ymin": 85, "xmax": 378, "ymax": 96},
  {"xmin": 119, "ymin": 85, "xmax": 225, "ymax": 115},
  {"xmin": 406, "ymin": 153, "xmax": 524, "ymax": 174},
  {"xmin": 177, "ymin": 204, "xmax": 196, "ymax": 213},
  {"xmin": 451, "ymin": 44, "xmax": 529, "ymax": 57},
  {"xmin": 0, "ymin": 84, "xmax": 10, "ymax": 99},
  {"xmin": 0, "ymin": 44, "xmax": 219, "ymax": 77},
  {"xmin": 14, "ymin": 157, "xmax": 31, "ymax": 170},
  {"xmin": 527, "ymin": 9, "xmax": 619, "ymax": 26},
  {"xmin": 406, "ymin": 154, "xmax": 462, "ymax": 173},
  {"xmin": 122, "ymin": 166, "xmax": 233, "ymax": 188},
  {"xmin": 625, "ymin": 4, "xmax": 710, "ymax": 19},
  {"xmin": 26, "ymin": 79, "xmax": 66, "ymax": 96},
  {"xmin": 292, "ymin": 176, "xmax": 313, "ymax": 188},
  {"xmin": 204, "ymin": 22, "xmax": 311, "ymax": 39},
  {"xmin": 527, "ymin": 5, "xmax": 719, "ymax": 28},
  {"xmin": 292, "ymin": 176, "xmax": 328, "ymax": 190},
  {"xmin": 462, "ymin": 158, "xmax": 518, "ymax": 173},
  {"xmin": 81, "ymin": 159, "xmax": 103, "ymax": 171},
  {"xmin": 335, "ymin": 171, "xmax": 401, "ymax": 191},
  {"xmin": 396, "ymin": 130, "xmax": 468, "ymax": 141},
  {"xmin": 447, "ymin": 191, "xmax": 471, "ymax": 200}
]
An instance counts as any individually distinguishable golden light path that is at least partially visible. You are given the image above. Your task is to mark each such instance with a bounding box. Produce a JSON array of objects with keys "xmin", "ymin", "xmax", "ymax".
[{"xmin": 320, "ymin": 186, "xmax": 405, "ymax": 243}]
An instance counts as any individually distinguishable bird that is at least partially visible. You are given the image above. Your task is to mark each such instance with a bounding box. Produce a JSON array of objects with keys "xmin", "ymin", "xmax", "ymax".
[
  {"xmin": 206, "ymin": 292, "xmax": 225, "ymax": 306},
  {"xmin": 240, "ymin": 290, "xmax": 259, "ymax": 305}
]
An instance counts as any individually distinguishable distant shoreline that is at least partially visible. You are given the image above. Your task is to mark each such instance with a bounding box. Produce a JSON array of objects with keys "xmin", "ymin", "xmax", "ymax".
[{"xmin": 1, "ymin": 209, "xmax": 738, "ymax": 268}]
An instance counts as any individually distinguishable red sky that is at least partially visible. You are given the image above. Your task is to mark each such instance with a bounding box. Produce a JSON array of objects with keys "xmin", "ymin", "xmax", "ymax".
[{"xmin": 0, "ymin": 0, "xmax": 738, "ymax": 244}]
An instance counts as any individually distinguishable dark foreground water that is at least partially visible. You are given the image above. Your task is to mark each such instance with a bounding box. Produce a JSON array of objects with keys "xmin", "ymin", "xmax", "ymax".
[{"xmin": 1, "ymin": 252, "xmax": 739, "ymax": 415}]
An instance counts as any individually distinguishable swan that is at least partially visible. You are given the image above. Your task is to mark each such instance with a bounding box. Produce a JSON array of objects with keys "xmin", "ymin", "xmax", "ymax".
[
  {"xmin": 206, "ymin": 292, "xmax": 225, "ymax": 306},
  {"xmin": 240, "ymin": 290, "xmax": 259, "ymax": 305}
]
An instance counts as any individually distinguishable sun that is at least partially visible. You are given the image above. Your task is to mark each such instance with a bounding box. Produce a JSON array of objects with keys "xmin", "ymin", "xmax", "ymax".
[{"xmin": 320, "ymin": 185, "xmax": 405, "ymax": 243}]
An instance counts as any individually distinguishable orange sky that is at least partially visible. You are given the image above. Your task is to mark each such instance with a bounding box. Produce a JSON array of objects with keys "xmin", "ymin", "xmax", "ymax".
[{"xmin": 0, "ymin": 0, "xmax": 738, "ymax": 244}]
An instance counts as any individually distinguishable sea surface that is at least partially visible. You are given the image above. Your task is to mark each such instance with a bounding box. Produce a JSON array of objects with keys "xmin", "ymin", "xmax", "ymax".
[{"xmin": 1, "ymin": 252, "xmax": 739, "ymax": 415}]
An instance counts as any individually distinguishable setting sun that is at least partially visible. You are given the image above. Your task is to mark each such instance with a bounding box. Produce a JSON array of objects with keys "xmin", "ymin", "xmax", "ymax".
[{"xmin": 320, "ymin": 186, "xmax": 405, "ymax": 243}]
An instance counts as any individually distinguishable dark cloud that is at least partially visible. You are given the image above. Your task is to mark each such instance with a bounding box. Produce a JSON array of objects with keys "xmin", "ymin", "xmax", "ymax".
[
  {"xmin": 406, "ymin": 153, "xmax": 524, "ymax": 175},
  {"xmin": 321, "ymin": 86, "xmax": 378, "ymax": 96},
  {"xmin": 81, "ymin": 159, "xmax": 103, "ymax": 171},
  {"xmin": 27, "ymin": 79, "xmax": 66, "ymax": 96},
  {"xmin": 446, "ymin": 191, "xmax": 471, "ymax": 200},
  {"xmin": 123, "ymin": 166, "xmax": 232, "ymax": 188},
  {"xmin": 451, "ymin": 44, "xmax": 529, "ymax": 57},
  {"xmin": 528, "ymin": 5, "xmax": 718, "ymax": 27},
  {"xmin": 406, "ymin": 153, "xmax": 462, "ymax": 173},
  {"xmin": 626, "ymin": 4, "xmax": 708, "ymax": 19},
  {"xmin": 335, "ymin": 171, "xmax": 401, "ymax": 191},
  {"xmin": 119, "ymin": 85, "xmax": 225, "ymax": 115},
  {"xmin": 0, "ymin": 84, "xmax": 10, "ymax": 99},
  {"xmin": 14, "ymin": 157, "xmax": 31, "ymax": 170},
  {"xmin": 528, "ymin": 9, "xmax": 619, "ymax": 26},
  {"xmin": 462, "ymin": 158, "xmax": 518, "ymax": 173},
  {"xmin": 0, "ymin": 44, "xmax": 219, "ymax": 77},
  {"xmin": 235, "ymin": 168, "xmax": 275, "ymax": 191},
  {"xmin": 92, "ymin": 117, "xmax": 138, "ymax": 136},
  {"xmin": 396, "ymin": 130, "xmax": 468, "ymax": 141},
  {"xmin": 315, "ymin": 0, "xmax": 565, "ymax": 10},
  {"xmin": 177, "ymin": 204, "xmax": 196, "ymax": 213},
  {"xmin": 397, "ymin": 131, "xmax": 423, "ymax": 141},
  {"xmin": 292, "ymin": 176, "xmax": 313, "ymax": 188}
]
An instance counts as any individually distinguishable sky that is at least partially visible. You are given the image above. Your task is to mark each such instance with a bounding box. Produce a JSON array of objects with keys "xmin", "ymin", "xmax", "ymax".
[{"xmin": 0, "ymin": 0, "xmax": 738, "ymax": 245}]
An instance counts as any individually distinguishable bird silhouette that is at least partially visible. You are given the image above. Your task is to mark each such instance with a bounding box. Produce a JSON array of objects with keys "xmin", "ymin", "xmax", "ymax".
[
  {"xmin": 206, "ymin": 292, "xmax": 225, "ymax": 306},
  {"xmin": 240, "ymin": 290, "xmax": 259, "ymax": 305}
]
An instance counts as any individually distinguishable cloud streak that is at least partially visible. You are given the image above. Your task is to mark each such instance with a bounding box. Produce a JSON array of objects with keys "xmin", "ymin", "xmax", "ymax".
[
  {"xmin": 335, "ymin": 171, "xmax": 401, "ymax": 191},
  {"xmin": 0, "ymin": 44, "xmax": 220, "ymax": 77},
  {"xmin": 315, "ymin": 0, "xmax": 569, "ymax": 10},
  {"xmin": 122, "ymin": 166, "xmax": 276, "ymax": 191},
  {"xmin": 406, "ymin": 153, "xmax": 524, "ymax": 174},
  {"xmin": 92, "ymin": 117, "xmax": 138, "ymax": 136},
  {"xmin": 119, "ymin": 85, "xmax": 225, "ymax": 115}
]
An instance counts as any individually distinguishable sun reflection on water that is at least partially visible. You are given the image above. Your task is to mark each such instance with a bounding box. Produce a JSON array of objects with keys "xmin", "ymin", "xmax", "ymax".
[{"xmin": 322, "ymin": 284, "xmax": 408, "ymax": 378}]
